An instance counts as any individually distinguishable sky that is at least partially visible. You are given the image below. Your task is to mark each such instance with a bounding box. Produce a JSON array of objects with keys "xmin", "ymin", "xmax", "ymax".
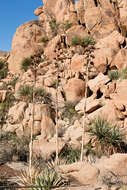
[{"xmin": 0, "ymin": 0, "xmax": 42, "ymax": 52}]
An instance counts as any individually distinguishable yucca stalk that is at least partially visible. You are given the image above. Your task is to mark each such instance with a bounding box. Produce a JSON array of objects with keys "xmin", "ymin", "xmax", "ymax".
[
  {"xmin": 55, "ymin": 72, "xmax": 59, "ymax": 166},
  {"xmin": 29, "ymin": 26, "xmax": 37, "ymax": 181},
  {"xmin": 29, "ymin": 64, "xmax": 36, "ymax": 182},
  {"xmin": 80, "ymin": 44, "xmax": 95, "ymax": 161},
  {"xmin": 80, "ymin": 57, "xmax": 89, "ymax": 161}
]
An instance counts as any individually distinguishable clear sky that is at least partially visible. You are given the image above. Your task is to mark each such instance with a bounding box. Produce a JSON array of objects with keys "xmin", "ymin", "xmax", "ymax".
[{"xmin": 0, "ymin": 0, "xmax": 42, "ymax": 52}]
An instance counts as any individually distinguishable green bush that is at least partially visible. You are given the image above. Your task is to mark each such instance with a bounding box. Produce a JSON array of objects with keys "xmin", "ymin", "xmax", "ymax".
[
  {"xmin": 61, "ymin": 101, "xmax": 78, "ymax": 123},
  {"xmin": 108, "ymin": 70, "xmax": 119, "ymax": 80},
  {"xmin": 49, "ymin": 19, "xmax": 59, "ymax": 37},
  {"xmin": 64, "ymin": 20, "xmax": 73, "ymax": 31},
  {"xmin": 41, "ymin": 36, "xmax": 49, "ymax": 44},
  {"xmin": 59, "ymin": 144, "xmax": 81, "ymax": 164},
  {"xmin": 0, "ymin": 60, "xmax": 8, "ymax": 79},
  {"xmin": 0, "ymin": 60, "xmax": 4, "ymax": 69},
  {"xmin": 71, "ymin": 36, "xmax": 81, "ymax": 46},
  {"xmin": 88, "ymin": 116, "xmax": 125, "ymax": 156},
  {"xmin": 71, "ymin": 35, "xmax": 95, "ymax": 47},
  {"xmin": 81, "ymin": 36, "xmax": 95, "ymax": 47},
  {"xmin": 108, "ymin": 68, "xmax": 127, "ymax": 80},
  {"xmin": 21, "ymin": 57, "xmax": 33, "ymax": 72}
]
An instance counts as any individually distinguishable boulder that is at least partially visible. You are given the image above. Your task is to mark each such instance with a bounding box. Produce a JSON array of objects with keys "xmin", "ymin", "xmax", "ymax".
[
  {"xmin": 8, "ymin": 102, "xmax": 27, "ymax": 124},
  {"xmin": 111, "ymin": 48, "xmax": 127, "ymax": 69},
  {"xmin": 66, "ymin": 25, "xmax": 88, "ymax": 46},
  {"xmin": 34, "ymin": 6, "xmax": 43, "ymax": 16},
  {"xmin": 88, "ymin": 73, "xmax": 110, "ymax": 93},
  {"xmin": 64, "ymin": 78, "xmax": 85, "ymax": 102},
  {"xmin": 58, "ymin": 162, "xmax": 99, "ymax": 186},
  {"xmin": 42, "ymin": 0, "xmax": 76, "ymax": 23},
  {"xmin": 8, "ymin": 20, "xmax": 45, "ymax": 73},
  {"xmin": 44, "ymin": 35, "xmax": 60, "ymax": 60},
  {"xmin": 33, "ymin": 136, "xmax": 65, "ymax": 160},
  {"xmin": 71, "ymin": 54, "xmax": 86, "ymax": 73},
  {"xmin": 75, "ymin": 97, "xmax": 101, "ymax": 114}
]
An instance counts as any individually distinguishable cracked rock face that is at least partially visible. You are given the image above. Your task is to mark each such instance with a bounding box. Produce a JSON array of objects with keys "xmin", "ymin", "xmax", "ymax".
[{"xmin": 8, "ymin": 20, "xmax": 45, "ymax": 74}]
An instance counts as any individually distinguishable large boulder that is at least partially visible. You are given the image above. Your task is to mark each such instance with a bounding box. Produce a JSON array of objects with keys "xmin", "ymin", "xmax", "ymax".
[
  {"xmin": 42, "ymin": 0, "xmax": 76, "ymax": 23},
  {"xmin": 64, "ymin": 78, "xmax": 85, "ymax": 102},
  {"xmin": 8, "ymin": 20, "xmax": 45, "ymax": 73}
]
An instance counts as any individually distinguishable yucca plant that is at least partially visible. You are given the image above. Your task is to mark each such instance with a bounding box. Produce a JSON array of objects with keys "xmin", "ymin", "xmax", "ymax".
[
  {"xmin": 7, "ymin": 77, "xmax": 18, "ymax": 88},
  {"xmin": 31, "ymin": 168, "xmax": 64, "ymax": 190},
  {"xmin": 18, "ymin": 85, "xmax": 33, "ymax": 102},
  {"xmin": 18, "ymin": 167, "xmax": 64, "ymax": 190},
  {"xmin": 21, "ymin": 57, "xmax": 33, "ymax": 72},
  {"xmin": 89, "ymin": 117, "xmax": 125, "ymax": 156},
  {"xmin": 17, "ymin": 166, "xmax": 41, "ymax": 188},
  {"xmin": 0, "ymin": 91, "xmax": 15, "ymax": 126}
]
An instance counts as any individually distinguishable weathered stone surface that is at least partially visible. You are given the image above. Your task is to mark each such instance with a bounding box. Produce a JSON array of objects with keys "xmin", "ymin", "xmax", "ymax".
[
  {"xmin": 44, "ymin": 35, "xmax": 60, "ymax": 60},
  {"xmin": 88, "ymin": 73, "xmax": 110, "ymax": 93},
  {"xmin": 64, "ymin": 78, "xmax": 85, "ymax": 102},
  {"xmin": 71, "ymin": 54, "xmax": 86, "ymax": 73},
  {"xmin": 59, "ymin": 162, "xmax": 99, "ymax": 186},
  {"xmin": 33, "ymin": 137, "xmax": 65, "ymax": 160},
  {"xmin": 85, "ymin": 7, "xmax": 101, "ymax": 31},
  {"xmin": 111, "ymin": 48, "xmax": 127, "ymax": 69},
  {"xmin": 66, "ymin": 25, "xmax": 88, "ymax": 46},
  {"xmin": 8, "ymin": 20, "xmax": 45, "ymax": 73},
  {"xmin": 8, "ymin": 102, "xmax": 27, "ymax": 124},
  {"xmin": 75, "ymin": 97, "xmax": 100, "ymax": 114},
  {"xmin": 34, "ymin": 6, "xmax": 43, "ymax": 16}
]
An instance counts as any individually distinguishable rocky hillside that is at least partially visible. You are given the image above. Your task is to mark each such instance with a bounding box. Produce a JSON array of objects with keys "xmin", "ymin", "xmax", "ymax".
[{"xmin": 1, "ymin": 0, "xmax": 127, "ymax": 189}]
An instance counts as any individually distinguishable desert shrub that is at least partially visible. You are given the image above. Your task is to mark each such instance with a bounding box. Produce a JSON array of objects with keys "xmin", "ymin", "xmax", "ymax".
[
  {"xmin": 108, "ymin": 70, "xmax": 119, "ymax": 80},
  {"xmin": 0, "ymin": 60, "xmax": 4, "ymax": 69},
  {"xmin": 120, "ymin": 68, "xmax": 127, "ymax": 79},
  {"xmin": 0, "ymin": 60, "xmax": 8, "ymax": 79},
  {"xmin": 49, "ymin": 18, "xmax": 59, "ymax": 37},
  {"xmin": 88, "ymin": 116, "xmax": 126, "ymax": 156},
  {"xmin": 80, "ymin": 36, "xmax": 95, "ymax": 47},
  {"xmin": 71, "ymin": 35, "xmax": 95, "ymax": 47},
  {"xmin": 71, "ymin": 36, "xmax": 81, "ymax": 46},
  {"xmin": 108, "ymin": 68, "xmax": 127, "ymax": 80},
  {"xmin": 64, "ymin": 20, "xmax": 73, "ymax": 31},
  {"xmin": 21, "ymin": 57, "xmax": 32, "ymax": 72},
  {"xmin": 61, "ymin": 101, "xmax": 78, "ymax": 124},
  {"xmin": 59, "ymin": 144, "xmax": 81, "ymax": 164},
  {"xmin": 41, "ymin": 36, "xmax": 49, "ymax": 44}
]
